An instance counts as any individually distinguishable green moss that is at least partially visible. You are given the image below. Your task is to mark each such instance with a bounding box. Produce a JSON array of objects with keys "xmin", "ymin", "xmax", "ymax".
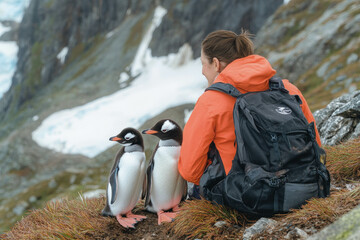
[
  {"xmin": 66, "ymin": 43, "xmax": 84, "ymax": 65},
  {"xmin": 45, "ymin": 0, "xmax": 55, "ymax": 9},
  {"xmin": 71, "ymin": 56, "xmax": 97, "ymax": 80},
  {"xmin": 24, "ymin": 42, "xmax": 43, "ymax": 94},
  {"xmin": 299, "ymin": 72, "xmax": 324, "ymax": 93},
  {"xmin": 65, "ymin": 35, "xmax": 104, "ymax": 71},
  {"xmin": 282, "ymin": 22, "xmax": 303, "ymax": 44},
  {"xmin": 123, "ymin": 10, "xmax": 153, "ymax": 54}
]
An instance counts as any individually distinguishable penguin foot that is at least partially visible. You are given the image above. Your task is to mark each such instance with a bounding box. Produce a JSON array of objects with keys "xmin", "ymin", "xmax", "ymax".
[
  {"xmin": 157, "ymin": 210, "xmax": 177, "ymax": 225},
  {"xmin": 172, "ymin": 205, "xmax": 182, "ymax": 212},
  {"xmin": 116, "ymin": 215, "xmax": 137, "ymax": 229},
  {"xmin": 126, "ymin": 212, "xmax": 147, "ymax": 221}
]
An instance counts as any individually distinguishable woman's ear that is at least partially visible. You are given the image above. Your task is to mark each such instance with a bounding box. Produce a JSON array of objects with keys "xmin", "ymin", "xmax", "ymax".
[
  {"xmin": 212, "ymin": 57, "xmax": 227, "ymax": 73},
  {"xmin": 212, "ymin": 57, "xmax": 221, "ymax": 72}
]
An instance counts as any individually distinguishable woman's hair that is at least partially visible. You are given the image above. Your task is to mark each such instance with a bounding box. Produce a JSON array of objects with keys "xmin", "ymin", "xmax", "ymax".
[{"xmin": 201, "ymin": 29, "xmax": 254, "ymax": 64}]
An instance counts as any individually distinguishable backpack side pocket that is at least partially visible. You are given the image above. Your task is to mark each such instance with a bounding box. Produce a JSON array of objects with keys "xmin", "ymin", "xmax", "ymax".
[{"xmin": 200, "ymin": 142, "xmax": 226, "ymax": 200}]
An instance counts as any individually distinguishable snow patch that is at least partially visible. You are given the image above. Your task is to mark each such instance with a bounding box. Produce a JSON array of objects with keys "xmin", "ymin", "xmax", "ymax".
[
  {"xmin": 32, "ymin": 5, "xmax": 206, "ymax": 158},
  {"xmin": 57, "ymin": 47, "xmax": 69, "ymax": 64},
  {"xmin": 283, "ymin": 0, "xmax": 291, "ymax": 4},
  {"xmin": 0, "ymin": 41, "xmax": 18, "ymax": 98},
  {"xmin": 131, "ymin": 6, "xmax": 167, "ymax": 77}
]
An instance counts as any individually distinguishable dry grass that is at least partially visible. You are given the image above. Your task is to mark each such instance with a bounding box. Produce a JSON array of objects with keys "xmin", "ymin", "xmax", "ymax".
[
  {"xmin": 1, "ymin": 194, "xmax": 114, "ymax": 240},
  {"xmin": 324, "ymin": 137, "xmax": 360, "ymax": 182},
  {"xmin": 283, "ymin": 186, "xmax": 360, "ymax": 227},
  {"xmin": 169, "ymin": 198, "xmax": 251, "ymax": 239}
]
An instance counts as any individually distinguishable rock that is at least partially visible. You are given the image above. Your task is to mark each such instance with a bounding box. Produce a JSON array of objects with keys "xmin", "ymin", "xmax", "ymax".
[
  {"xmin": 29, "ymin": 196, "xmax": 37, "ymax": 203},
  {"xmin": 69, "ymin": 175, "xmax": 77, "ymax": 184},
  {"xmin": 307, "ymin": 204, "xmax": 360, "ymax": 240},
  {"xmin": 304, "ymin": 226, "xmax": 318, "ymax": 234},
  {"xmin": 12, "ymin": 201, "xmax": 29, "ymax": 216},
  {"xmin": 335, "ymin": 75, "xmax": 347, "ymax": 82},
  {"xmin": 284, "ymin": 227, "xmax": 308, "ymax": 239},
  {"xmin": 214, "ymin": 221, "xmax": 227, "ymax": 228},
  {"xmin": 242, "ymin": 218, "xmax": 278, "ymax": 240},
  {"xmin": 48, "ymin": 179, "xmax": 57, "ymax": 189},
  {"xmin": 82, "ymin": 189, "xmax": 106, "ymax": 199},
  {"xmin": 347, "ymin": 53, "xmax": 358, "ymax": 65},
  {"xmin": 0, "ymin": 20, "xmax": 19, "ymax": 41},
  {"xmin": 314, "ymin": 91, "xmax": 360, "ymax": 145}
]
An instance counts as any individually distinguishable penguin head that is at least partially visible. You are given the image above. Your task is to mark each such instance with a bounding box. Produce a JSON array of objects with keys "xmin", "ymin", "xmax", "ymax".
[
  {"xmin": 142, "ymin": 119, "xmax": 182, "ymax": 144},
  {"xmin": 109, "ymin": 128, "xmax": 144, "ymax": 147}
]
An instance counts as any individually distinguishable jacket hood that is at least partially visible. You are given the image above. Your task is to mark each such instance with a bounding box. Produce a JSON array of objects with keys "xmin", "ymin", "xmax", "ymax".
[{"xmin": 214, "ymin": 55, "xmax": 276, "ymax": 93}]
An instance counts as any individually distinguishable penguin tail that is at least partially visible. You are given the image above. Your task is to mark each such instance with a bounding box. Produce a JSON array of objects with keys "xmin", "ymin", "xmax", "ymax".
[{"xmin": 101, "ymin": 208, "xmax": 113, "ymax": 217}]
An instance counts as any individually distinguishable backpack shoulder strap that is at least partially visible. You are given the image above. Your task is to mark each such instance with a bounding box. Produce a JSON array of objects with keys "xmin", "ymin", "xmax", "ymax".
[{"xmin": 205, "ymin": 82, "xmax": 241, "ymax": 98}]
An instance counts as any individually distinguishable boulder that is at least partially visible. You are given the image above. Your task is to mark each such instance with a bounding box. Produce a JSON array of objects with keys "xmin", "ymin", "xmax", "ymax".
[
  {"xmin": 314, "ymin": 91, "xmax": 360, "ymax": 145},
  {"xmin": 307, "ymin": 204, "xmax": 360, "ymax": 240}
]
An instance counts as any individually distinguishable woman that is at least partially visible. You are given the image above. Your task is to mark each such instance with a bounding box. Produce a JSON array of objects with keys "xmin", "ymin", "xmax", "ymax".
[{"xmin": 178, "ymin": 30, "xmax": 321, "ymax": 195}]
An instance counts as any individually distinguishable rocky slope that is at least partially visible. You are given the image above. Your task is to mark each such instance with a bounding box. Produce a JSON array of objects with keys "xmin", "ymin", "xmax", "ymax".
[
  {"xmin": 255, "ymin": 0, "xmax": 360, "ymax": 111},
  {"xmin": 0, "ymin": 0, "xmax": 283, "ymax": 232}
]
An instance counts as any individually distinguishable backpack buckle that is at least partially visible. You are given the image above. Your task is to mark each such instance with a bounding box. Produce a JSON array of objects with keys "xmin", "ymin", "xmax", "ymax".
[
  {"xmin": 268, "ymin": 178, "xmax": 280, "ymax": 188},
  {"xmin": 269, "ymin": 81, "xmax": 280, "ymax": 90},
  {"xmin": 268, "ymin": 176, "xmax": 287, "ymax": 188}
]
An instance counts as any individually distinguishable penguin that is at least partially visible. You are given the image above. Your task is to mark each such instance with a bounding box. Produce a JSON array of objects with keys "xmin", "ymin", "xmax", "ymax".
[
  {"xmin": 142, "ymin": 119, "xmax": 187, "ymax": 225},
  {"xmin": 101, "ymin": 128, "xmax": 147, "ymax": 228}
]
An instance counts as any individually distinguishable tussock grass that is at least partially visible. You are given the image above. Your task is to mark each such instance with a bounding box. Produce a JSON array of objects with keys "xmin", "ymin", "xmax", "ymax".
[
  {"xmin": 169, "ymin": 198, "xmax": 250, "ymax": 239},
  {"xmin": 325, "ymin": 137, "xmax": 360, "ymax": 182},
  {"xmin": 283, "ymin": 186, "xmax": 360, "ymax": 226},
  {"xmin": 2, "ymin": 195, "xmax": 113, "ymax": 240}
]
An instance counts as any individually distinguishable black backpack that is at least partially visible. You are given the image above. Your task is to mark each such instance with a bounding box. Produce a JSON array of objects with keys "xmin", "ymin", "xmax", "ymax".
[{"xmin": 199, "ymin": 77, "xmax": 330, "ymax": 216}]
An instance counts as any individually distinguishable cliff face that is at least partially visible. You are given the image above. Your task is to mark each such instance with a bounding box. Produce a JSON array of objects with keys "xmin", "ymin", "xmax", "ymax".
[
  {"xmin": 255, "ymin": 0, "xmax": 360, "ymax": 110},
  {"xmin": 0, "ymin": 0, "xmax": 282, "ymax": 130},
  {"xmin": 150, "ymin": 0, "xmax": 283, "ymax": 58},
  {"xmin": 0, "ymin": 0, "xmax": 283, "ymax": 232},
  {"xmin": 0, "ymin": 0, "xmax": 154, "ymax": 124}
]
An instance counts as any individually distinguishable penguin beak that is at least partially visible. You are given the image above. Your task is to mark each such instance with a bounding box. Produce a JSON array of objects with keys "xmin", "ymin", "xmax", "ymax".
[
  {"xmin": 142, "ymin": 129, "xmax": 158, "ymax": 135},
  {"xmin": 109, "ymin": 136, "xmax": 122, "ymax": 141}
]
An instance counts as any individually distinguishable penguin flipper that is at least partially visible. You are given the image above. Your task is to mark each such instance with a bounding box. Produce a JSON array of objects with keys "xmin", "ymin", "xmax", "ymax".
[
  {"xmin": 144, "ymin": 149, "xmax": 155, "ymax": 207},
  {"xmin": 181, "ymin": 179, "xmax": 188, "ymax": 202},
  {"xmin": 110, "ymin": 166, "xmax": 120, "ymax": 204},
  {"xmin": 141, "ymin": 170, "xmax": 147, "ymax": 200}
]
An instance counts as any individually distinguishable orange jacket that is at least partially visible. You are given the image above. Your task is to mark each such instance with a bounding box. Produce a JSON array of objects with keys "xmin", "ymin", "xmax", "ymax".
[{"xmin": 178, "ymin": 55, "xmax": 321, "ymax": 185}]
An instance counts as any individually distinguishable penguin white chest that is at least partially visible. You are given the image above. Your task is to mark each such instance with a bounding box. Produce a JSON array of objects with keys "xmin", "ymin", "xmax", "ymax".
[
  {"xmin": 108, "ymin": 152, "xmax": 145, "ymax": 216},
  {"xmin": 150, "ymin": 146, "xmax": 185, "ymax": 212}
]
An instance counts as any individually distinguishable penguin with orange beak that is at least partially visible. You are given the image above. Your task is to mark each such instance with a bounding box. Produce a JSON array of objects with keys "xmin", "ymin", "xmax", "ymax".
[
  {"xmin": 142, "ymin": 119, "xmax": 187, "ymax": 225},
  {"xmin": 101, "ymin": 128, "xmax": 147, "ymax": 228}
]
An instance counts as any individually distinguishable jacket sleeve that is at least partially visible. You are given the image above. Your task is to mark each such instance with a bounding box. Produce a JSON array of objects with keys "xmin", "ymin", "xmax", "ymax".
[
  {"xmin": 178, "ymin": 95, "xmax": 215, "ymax": 185},
  {"xmin": 283, "ymin": 80, "xmax": 322, "ymax": 146}
]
